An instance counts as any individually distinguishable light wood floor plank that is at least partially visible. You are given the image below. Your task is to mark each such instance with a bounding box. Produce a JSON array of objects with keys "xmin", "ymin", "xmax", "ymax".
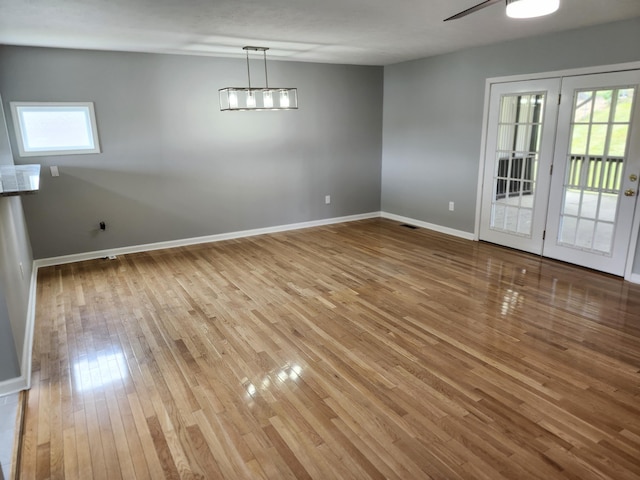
[{"xmin": 19, "ymin": 218, "xmax": 640, "ymax": 479}]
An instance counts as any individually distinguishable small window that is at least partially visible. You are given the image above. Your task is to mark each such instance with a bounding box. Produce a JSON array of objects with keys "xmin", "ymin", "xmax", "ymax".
[{"xmin": 10, "ymin": 102, "xmax": 101, "ymax": 157}]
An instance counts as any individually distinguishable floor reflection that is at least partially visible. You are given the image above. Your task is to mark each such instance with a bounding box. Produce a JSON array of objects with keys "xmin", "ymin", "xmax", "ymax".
[
  {"xmin": 244, "ymin": 364, "xmax": 303, "ymax": 399},
  {"xmin": 501, "ymin": 288, "xmax": 523, "ymax": 316},
  {"xmin": 73, "ymin": 349, "xmax": 128, "ymax": 393}
]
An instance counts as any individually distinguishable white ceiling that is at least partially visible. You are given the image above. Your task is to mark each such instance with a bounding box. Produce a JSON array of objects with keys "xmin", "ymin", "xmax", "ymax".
[{"xmin": 1, "ymin": 0, "xmax": 639, "ymax": 66}]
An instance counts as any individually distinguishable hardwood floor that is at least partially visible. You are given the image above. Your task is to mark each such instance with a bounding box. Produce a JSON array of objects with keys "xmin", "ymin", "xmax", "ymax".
[{"xmin": 20, "ymin": 218, "xmax": 640, "ymax": 479}]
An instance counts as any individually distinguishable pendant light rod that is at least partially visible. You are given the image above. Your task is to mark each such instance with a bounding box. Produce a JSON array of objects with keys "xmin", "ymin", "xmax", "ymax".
[
  {"xmin": 245, "ymin": 48, "xmax": 251, "ymax": 89},
  {"xmin": 264, "ymin": 49, "xmax": 269, "ymax": 89},
  {"xmin": 243, "ymin": 46, "xmax": 270, "ymax": 88}
]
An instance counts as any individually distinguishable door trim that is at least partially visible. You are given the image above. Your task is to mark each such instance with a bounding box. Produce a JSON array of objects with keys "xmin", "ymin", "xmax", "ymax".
[{"xmin": 475, "ymin": 61, "xmax": 640, "ymax": 282}]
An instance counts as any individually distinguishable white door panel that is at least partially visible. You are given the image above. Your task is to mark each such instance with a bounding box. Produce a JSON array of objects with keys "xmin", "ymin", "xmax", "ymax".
[
  {"xmin": 479, "ymin": 79, "xmax": 560, "ymax": 254},
  {"xmin": 543, "ymin": 70, "xmax": 640, "ymax": 275}
]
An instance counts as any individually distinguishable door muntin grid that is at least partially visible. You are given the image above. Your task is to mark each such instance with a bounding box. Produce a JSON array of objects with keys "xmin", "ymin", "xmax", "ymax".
[
  {"xmin": 490, "ymin": 93, "xmax": 544, "ymax": 237},
  {"xmin": 557, "ymin": 86, "xmax": 636, "ymax": 254}
]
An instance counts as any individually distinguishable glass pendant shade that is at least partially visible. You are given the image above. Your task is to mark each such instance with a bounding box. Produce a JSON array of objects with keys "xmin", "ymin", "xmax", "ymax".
[
  {"xmin": 263, "ymin": 90, "xmax": 273, "ymax": 108},
  {"xmin": 228, "ymin": 91, "xmax": 238, "ymax": 109},
  {"xmin": 246, "ymin": 91, "xmax": 256, "ymax": 108},
  {"xmin": 280, "ymin": 90, "xmax": 290, "ymax": 108},
  {"xmin": 220, "ymin": 46, "xmax": 298, "ymax": 111},
  {"xmin": 506, "ymin": 0, "xmax": 559, "ymax": 18}
]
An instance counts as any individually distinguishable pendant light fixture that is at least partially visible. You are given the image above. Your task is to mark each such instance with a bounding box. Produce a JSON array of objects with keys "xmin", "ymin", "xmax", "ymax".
[
  {"xmin": 219, "ymin": 46, "xmax": 298, "ymax": 111},
  {"xmin": 506, "ymin": 0, "xmax": 559, "ymax": 19}
]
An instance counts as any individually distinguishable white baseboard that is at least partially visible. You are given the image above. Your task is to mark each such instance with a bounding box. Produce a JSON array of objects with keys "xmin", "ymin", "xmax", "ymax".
[
  {"xmin": 381, "ymin": 212, "xmax": 475, "ymax": 241},
  {"xmin": 34, "ymin": 212, "xmax": 382, "ymax": 268},
  {"xmin": 34, "ymin": 211, "xmax": 478, "ymax": 269},
  {"xmin": 627, "ymin": 273, "xmax": 640, "ymax": 284},
  {"xmin": 0, "ymin": 372, "xmax": 28, "ymax": 397}
]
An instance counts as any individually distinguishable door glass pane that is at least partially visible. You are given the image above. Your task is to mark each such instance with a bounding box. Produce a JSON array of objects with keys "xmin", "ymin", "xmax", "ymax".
[
  {"xmin": 517, "ymin": 209, "xmax": 533, "ymax": 234},
  {"xmin": 498, "ymin": 125, "xmax": 515, "ymax": 150},
  {"xmin": 588, "ymin": 125, "xmax": 607, "ymax": 155},
  {"xmin": 594, "ymin": 222, "xmax": 614, "ymax": 253},
  {"xmin": 563, "ymin": 189, "xmax": 580, "ymax": 216},
  {"xmin": 567, "ymin": 156, "xmax": 583, "ymax": 185},
  {"xmin": 514, "ymin": 124, "xmax": 531, "ymax": 151},
  {"xmin": 576, "ymin": 219, "xmax": 596, "ymax": 249},
  {"xmin": 598, "ymin": 194, "xmax": 618, "ymax": 222},
  {"xmin": 500, "ymin": 96, "xmax": 518, "ymax": 123},
  {"xmin": 490, "ymin": 92, "xmax": 545, "ymax": 237},
  {"xmin": 574, "ymin": 91, "xmax": 593, "ymax": 122},
  {"xmin": 610, "ymin": 125, "xmax": 629, "ymax": 157},
  {"xmin": 614, "ymin": 89, "xmax": 633, "ymax": 122},
  {"xmin": 592, "ymin": 90, "xmax": 613, "ymax": 122},
  {"xmin": 587, "ymin": 158, "xmax": 603, "ymax": 189},
  {"xmin": 570, "ymin": 125, "xmax": 589, "ymax": 155},
  {"xmin": 556, "ymin": 86, "xmax": 637, "ymax": 255},
  {"xmin": 493, "ymin": 204, "xmax": 506, "ymax": 229},
  {"xmin": 580, "ymin": 192, "xmax": 598, "ymax": 219},
  {"xmin": 506, "ymin": 206, "xmax": 519, "ymax": 227},
  {"xmin": 560, "ymin": 216, "xmax": 578, "ymax": 244}
]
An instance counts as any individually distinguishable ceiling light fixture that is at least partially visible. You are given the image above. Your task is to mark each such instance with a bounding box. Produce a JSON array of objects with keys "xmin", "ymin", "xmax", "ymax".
[
  {"xmin": 219, "ymin": 46, "xmax": 298, "ymax": 111},
  {"xmin": 506, "ymin": 0, "xmax": 559, "ymax": 19}
]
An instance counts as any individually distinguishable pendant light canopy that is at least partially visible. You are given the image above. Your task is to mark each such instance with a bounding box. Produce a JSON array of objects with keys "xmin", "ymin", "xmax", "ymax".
[
  {"xmin": 506, "ymin": 0, "xmax": 559, "ymax": 19},
  {"xmin": 219, "ymin": 46, "xmax": 298, "ymax": 111}
]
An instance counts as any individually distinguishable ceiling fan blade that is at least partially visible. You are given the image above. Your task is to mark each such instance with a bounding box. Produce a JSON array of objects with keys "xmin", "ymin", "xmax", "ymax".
[{"xmin": 444, "ymin": 0, "xmax": 503, "ymax": 21}]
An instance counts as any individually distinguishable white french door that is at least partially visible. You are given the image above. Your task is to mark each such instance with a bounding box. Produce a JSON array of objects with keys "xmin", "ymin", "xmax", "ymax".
[
  {"xmin": 480, "ymin": 69, "xmax": 640, "ymax": 276},
  {"xmin": 544, "ymin": 70, "xmax": 640, "ymax": 276},
  {"xmin": 479, "ymin": 79, "xmax": 560, "ymax": 254}
]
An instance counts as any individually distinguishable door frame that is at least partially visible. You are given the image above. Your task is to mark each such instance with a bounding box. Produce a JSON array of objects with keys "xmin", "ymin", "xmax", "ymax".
[{"xmin": 474, "ymin": 61, "xmax": 640, "ymax": 282}]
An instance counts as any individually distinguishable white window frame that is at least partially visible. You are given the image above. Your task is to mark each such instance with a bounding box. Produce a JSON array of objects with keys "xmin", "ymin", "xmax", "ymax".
[{"xmin": 10, "ymin": 102, "xmax": 101, "ymax": 157}]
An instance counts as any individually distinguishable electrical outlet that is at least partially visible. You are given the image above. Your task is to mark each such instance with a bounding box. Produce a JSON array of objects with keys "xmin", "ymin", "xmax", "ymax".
[
  {"xmin": 50, "ymin": 166, "xmax": 60, "ymax": 177},
  {"xmin": 449, "ymin": 201, "xmax": 455, "ymax": 211},
  {"xmin": 325, "ymin": 195, "xmax": 331, "ymax": 205}
]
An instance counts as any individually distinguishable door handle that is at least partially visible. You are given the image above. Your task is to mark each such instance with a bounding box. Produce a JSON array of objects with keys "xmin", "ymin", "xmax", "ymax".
[{"xmin": 625, "ymin": 189, "xmax": 636, "ymax": 197}]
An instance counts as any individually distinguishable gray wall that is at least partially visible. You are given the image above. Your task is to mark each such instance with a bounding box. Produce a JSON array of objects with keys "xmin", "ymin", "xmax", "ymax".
[
  {"xmin": 0, "ymin": 287, "xmax": 20, "ymax": 381},
  {"xmin": 3, "ymin": 19, "xmax": 640, "ymax": 275},
  {"xmin": 382, "ymin": 17, "xmax": 640, "ymax": 268},
  {"xmin": 0, "ymin": 46, "xmax": 383, "ymax": 259},
  {"xmin": 0, "ymin": 94, "xmax": 33, "ymax": 382}
]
